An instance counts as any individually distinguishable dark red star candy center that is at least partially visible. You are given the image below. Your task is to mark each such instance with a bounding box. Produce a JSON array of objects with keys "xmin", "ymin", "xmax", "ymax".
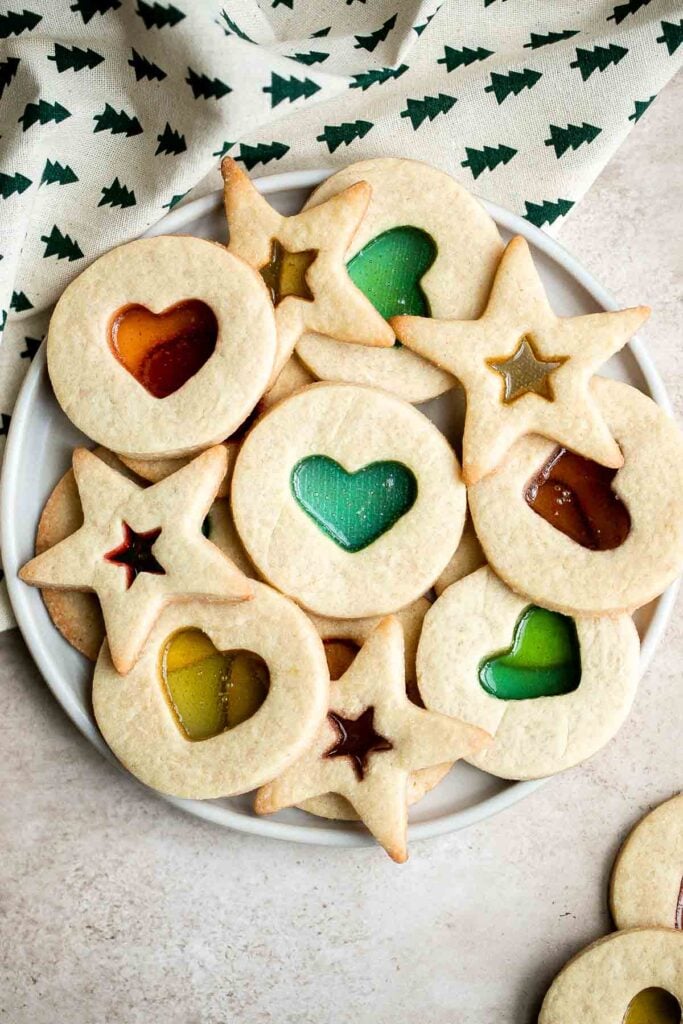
[
  {"xmin": 104, "ymin": 522, "xmax": 165, "ymax": 589},
  {"xmin": 325, "ymin": 706, "xmax": 393, "ymax": 781}
]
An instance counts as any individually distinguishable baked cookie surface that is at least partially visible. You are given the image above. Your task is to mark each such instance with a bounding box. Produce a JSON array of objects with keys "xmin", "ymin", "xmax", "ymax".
[
  {"xmin": 93, "ymin": 583, "xmax": 329, "ymax": 799},
  {"xmin": 296, "ymin": 157, "xmax": 503, "ymax": 403},
  {"xmin": 47, "ymin": 235, "xmax": 277, "ymax": 458},
  {"xmin": 417, "ymin": 566, "xmax": 640, "ymax": 780},
  {"xmin": 610, "ymin": 793, "xmax": 683, "ymax": 931},
  {"xmin": 468, "ymin": 377, "xmax": 683, "ymax": 615},
  {"xmin": 231, "ymin": 382, "xmax": 466, "ymax": 619}
]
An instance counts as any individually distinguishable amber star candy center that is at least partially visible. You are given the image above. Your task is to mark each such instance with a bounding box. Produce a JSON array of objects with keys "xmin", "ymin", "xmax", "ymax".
[
  {"xmin": 487, "ymin": 335, "xmax": 567, "ymax": 403},
  {"xmin": 260, "ymin": 239, "xmax": 317, "ymax": 306}
]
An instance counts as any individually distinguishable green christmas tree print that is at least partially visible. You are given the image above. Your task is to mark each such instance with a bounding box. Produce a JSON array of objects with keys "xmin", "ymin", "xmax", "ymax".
[
  {"xmin": 290, "ymin": 50, "xmax": 329, "ymax": 65},
  {"xmin": 129, "ymin": 48, "xmax": 166, "ymax": 81},
  {"xmin": 310, "ymin": 26, "xmax": 330, "ymax": 38},
  {"xmin": 0, "ymin": 56, "xmax": 20, "ymax": 99},
  {"xmin": 99, "ymin": 178, "xmax": 136, "ymax": 208},
  {"xmin": 656, "ymin": 20, "xmax": 683, "ymax": 56},
  {"xmin": 570, "ymin": 43, "xmax": 628, "ymax": 81},
  {"xmin": 461, "ymin": 143, "xmax": 517, "ymax": 179},
  {"xmin": 524, "ymin": 29, "xmax": 578, "ymax": 49},
  {"xmin": 218, "ymin": 10, "xmax": 254, "ymax": 42},
  {"xmin": 628, "ymin": 95, "xmax": 656, "ymax": 122},
  {"xmin": 136, "ymin": 1, "xmax": 185, "ymax": 29},
  {"xmin": 236, "ymin": 141, "xmax": 289, "ymax": 170},
  {"xmin": 10, "ymin": 290, "xmax": 33, "ymax": 312},
  {"xmin": 0, "ymin": 171, "xmax": 31, "ymax": 198},
  {"xmin": 263, "ymin": 72, "xmax": 320, "ymax": 107},
  {"xmin": 438, "ymin": 46, "xmax": 493, "ymax": 71},
  {"xmin": 0, "ymin": 8, "xmax": 42, "ymax": 38},
  {"xmin": 186, "ymin": 67, "xmax": 231, "ymax": 100},
  {"xmin": 523, "ymin": 198, "xmax": 574, "ymax": 227},
  {"xmin": 354, "ymin": 14, "xmax": 397, "ymax": 52},
  {"xmin": 48, "ymin": 44, "xmax": 104, "ymax": 73},
  {"xmin": 155, "ymin": 122, "xmax": 186, "ymax": 155},
  {"xmin": 212, "ymin": 140, "xmax": 235, "ymax": 158},
  {"xmin": 20, "ymin": 336, "xmax": 42, "ymax": 360},
  {"xmin": 70, "ymin": 0, "xmax": 121, "ymax": 23},
  {"xmin": 316, "ymin": 119, "xmax": 373, "ymax": 153},
  {"xmin": 18, "ymin": 100, "xmax": 71, "ymax": 132},
  {"xmin": 350, "ymin": 64, "xmax": 408, "ymax": 90},
  {"xmin": 41, "ymin": 226, "xmax": 84, "ymax": 262},
  {"xmin": 545, "ymin": 121, "xmax": 602, "ymax": 158},
  {"xmin": 400, "ymin": 93, "xmax": 456, "ymax": 130},
  {"xmin": 607, "ymin": 0, "xmax": 651, "ymax": 24},
  {"xmin": 162, "ymin": 191, "xmax": 188, "ymax": 210},
  {"xmin": 484, "ymin": 68, "xmax": 542, "ymax": 103},
  {"xmin": 40, "ymin": 160, "xmax": 78, "ymax": 186},
  {"xmin": 413, "ymin": 8, "xmax": 440, "ymax": 36},
  {"xmin": 93, "ymin": 103, "xmax": 143, "ymax": 136}
]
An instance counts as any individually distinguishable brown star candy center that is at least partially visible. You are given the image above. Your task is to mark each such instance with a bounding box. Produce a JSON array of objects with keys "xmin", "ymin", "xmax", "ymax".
[
  {"xmin": 105, "ymin": 522, "xmax": 165, "ymax": 589},
  {"xmin": 325, "ymin": 706, "xmax": 393, "ymax": 781},
  {"xmin": 487, "ymin": 335, "xmax": 566, "ymax": 404}
]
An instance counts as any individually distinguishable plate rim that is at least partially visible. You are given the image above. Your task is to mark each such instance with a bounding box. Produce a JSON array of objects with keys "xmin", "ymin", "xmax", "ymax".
[{"xmin": 1, "ymin": 168, "xmax": 677, "ymax": 850}]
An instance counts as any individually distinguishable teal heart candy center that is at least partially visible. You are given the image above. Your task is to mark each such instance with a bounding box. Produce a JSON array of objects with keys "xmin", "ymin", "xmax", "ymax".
[
  {"xmin": 291, "ymin": 455, "xmax": 418, "ymax": 553},
  {"xmin": 346, "ymin": 225, "xmax": 437, "ymax": 320},
  {"xmin": 479, "ymin": 606, "xmax": 581, "ymax": 700}
]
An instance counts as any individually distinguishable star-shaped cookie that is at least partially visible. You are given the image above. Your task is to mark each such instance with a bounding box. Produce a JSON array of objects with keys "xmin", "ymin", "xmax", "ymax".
[
  {"xmin": 255, "ymin": 616, "xmax": 490, "ymax": 862},
  {"xmin": 391, "ymin": 236, "xmax": 650, "ymax": 484},
  {"xmin": 222, "ymin": 158, "xmax": 394, "ymax": 380},
  {"xmin": 20, "ymin": 446, "xmax": 252, "ymax": 674}
]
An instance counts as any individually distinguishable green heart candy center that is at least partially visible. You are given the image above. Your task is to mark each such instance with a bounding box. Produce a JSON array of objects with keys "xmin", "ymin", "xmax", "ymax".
[
  {"xmin": 161, "ymin": 629, "xmax": 269, "ymax": 741},
  {"xmin": 623, "ymin": 988, "xmax": 681, "ymax": 1024},
  {"xmin": 479, "ymin": 606, "xmax": 581, "ymax": 700},
  {"xmin": 346, "ymin": 226, "xmax": 436, "ymax": 323},
  {"xmin": 291, "ymin": 455, "xmax": 417, "ymax": 553}
]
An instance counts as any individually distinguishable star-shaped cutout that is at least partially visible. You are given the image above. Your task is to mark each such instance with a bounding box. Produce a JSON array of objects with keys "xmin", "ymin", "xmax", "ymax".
[
  {"xmin": 488, "ymin": 336, "xmax": 566, "ymax": 403},
  {"xmin": 391, "ymin": 236, "xmax": 650, "ymax": 485},
  {"xmin": 20, "ymin": 446, "xmax": 252, "ymax": 674},
  {"xmin": 255, "ymin": 616, "xmax": 490, "ymax": 862},
  {"xmin": 222, "ymin": 158, "xmax": 394, "ymax": 381},
  {"xmin": 104, "ymin": 523, "xmax": 164, "ymax": 589},
  {"xmin": 326, "ymin": 707, "xmax": 393, "ymax": 780}
]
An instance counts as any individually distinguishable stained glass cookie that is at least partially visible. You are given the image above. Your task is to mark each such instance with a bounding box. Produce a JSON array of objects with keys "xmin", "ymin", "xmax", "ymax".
[
  {"xmin": 93, "ymin": 585, "xmax": 329, "ymax": 798},
  {"xmin": 255, "ymin": 616, "xmax": 490, "ymax": 861},
  {"xmin": 301, "ymin": 597, "xmax": 452, "ymax": 821},
  {"xmin": 21, "ymin": 446, "xmax": 251, "ymax": 673},
  {"xmin": 296, "ymin": 157, "xmax": 504, "ymax": 403},
  {"xmin": 468, "ymin": 378, "xmax": 683, "ymax": 615},
  {"xmin": 417, "ymin": 566, "xmax": 640, "ymax": 780},
  {"xmin": 539, "ymin": 929, "xmax": 683, "ymax": 1024},
  {"xmin": 610, "ymin": 794, "xmax": 683, "ymax": 931},
  {"xmin": 231, "ymin": 382, "xmax": 466, "ymax": 618},
  {"xmin": 47, "ymin": 235, "xmax": 277, "ymax": 458}
]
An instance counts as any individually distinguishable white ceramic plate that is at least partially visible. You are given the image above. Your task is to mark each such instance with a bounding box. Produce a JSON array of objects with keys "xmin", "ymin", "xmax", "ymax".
[{"xmin": 2, "ymin": 169, "xmax": 677, "ymax": 850}]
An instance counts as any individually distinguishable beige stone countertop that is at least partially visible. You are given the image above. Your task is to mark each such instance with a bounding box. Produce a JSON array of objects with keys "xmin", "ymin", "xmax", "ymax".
[{"xmin": 1, "ymin": 75, "xmax": 681, "ymax": 1024}]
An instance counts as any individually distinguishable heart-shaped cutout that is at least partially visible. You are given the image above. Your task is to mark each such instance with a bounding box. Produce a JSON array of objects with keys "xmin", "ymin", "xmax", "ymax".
[
  {"xmin": 479, "ymin": 605, "xmax": 581, "ymax": 700},
  {"xmin": 291, "ymin": 455, "xmax": 418, "ymax": 552},
  {"xmin": 110, "ymin": 299, "xmax": 218, "ymax": 399},
  {"xmin": 525, "ymin": 446, "xmax": 631, "ymax": 550},
  {"xmin": 161, "ymin": 628, "xmax": 269, "ymax": 741},
  {"xmin": 623, "ymin": 988, "xmax": 681, "ymax": 1024},
  {"xmin": 347, "ymin": 226, "xmax": 436, "ymax": 321}
]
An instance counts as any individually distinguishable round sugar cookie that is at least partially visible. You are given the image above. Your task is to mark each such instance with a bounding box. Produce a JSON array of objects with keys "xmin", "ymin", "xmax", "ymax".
[
  {"xmin": 231, "ymin": 382, "xmax": 466, "ymax": 619},
  {"xmin": 36, "ymin": 457, "xmax": 249, "ymax": 661},
  {"xmin": 117, "ymin": 355, "xmax": 314, "ymax": 493},
  {"xmin": 434, "ymin": 513, "xmax": 486, "ymax": 596},
  {"xmin": 301, "ymin": 597, "xmax": 451, "ymax": 820},
  {"xmin": 296, "ymin": 157, "xmax": 504, "ymax": 403},
  {"xmin": 47, "ymin": 235, "xmax": 277, "ymax": 459},
  {"xmin": 93, "ymin": 584, "xmax": 328, "ymax": 798},
  {"xmin": 417, "ymin": 566, "xmax": 640, "ymax": 780},
  {"xmin": 610, "ymin": 793, "xmax": 683, "ymax": 931},
  {"xmin": 468, "ymin": 378, "xmax": 683, "ymax": 615},
  {"xmin": 539, "ymin": 928, "xmax": 683, "ymax": 1024}
]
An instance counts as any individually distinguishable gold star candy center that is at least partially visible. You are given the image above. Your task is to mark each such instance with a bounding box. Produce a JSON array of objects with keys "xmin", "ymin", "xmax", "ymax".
[
  {"xmin": 260, "ymin": 239, "xmax": 317, "ymax": 307},
  {"xmin": 487, "ymin": 335, "xmax": 567, "ymax": 404}
]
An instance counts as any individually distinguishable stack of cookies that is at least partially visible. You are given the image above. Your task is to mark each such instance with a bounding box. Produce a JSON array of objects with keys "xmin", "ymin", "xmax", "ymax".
[{"xmin": 19, "ymin": 157, "xmax": 683, "ymax": 862}]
